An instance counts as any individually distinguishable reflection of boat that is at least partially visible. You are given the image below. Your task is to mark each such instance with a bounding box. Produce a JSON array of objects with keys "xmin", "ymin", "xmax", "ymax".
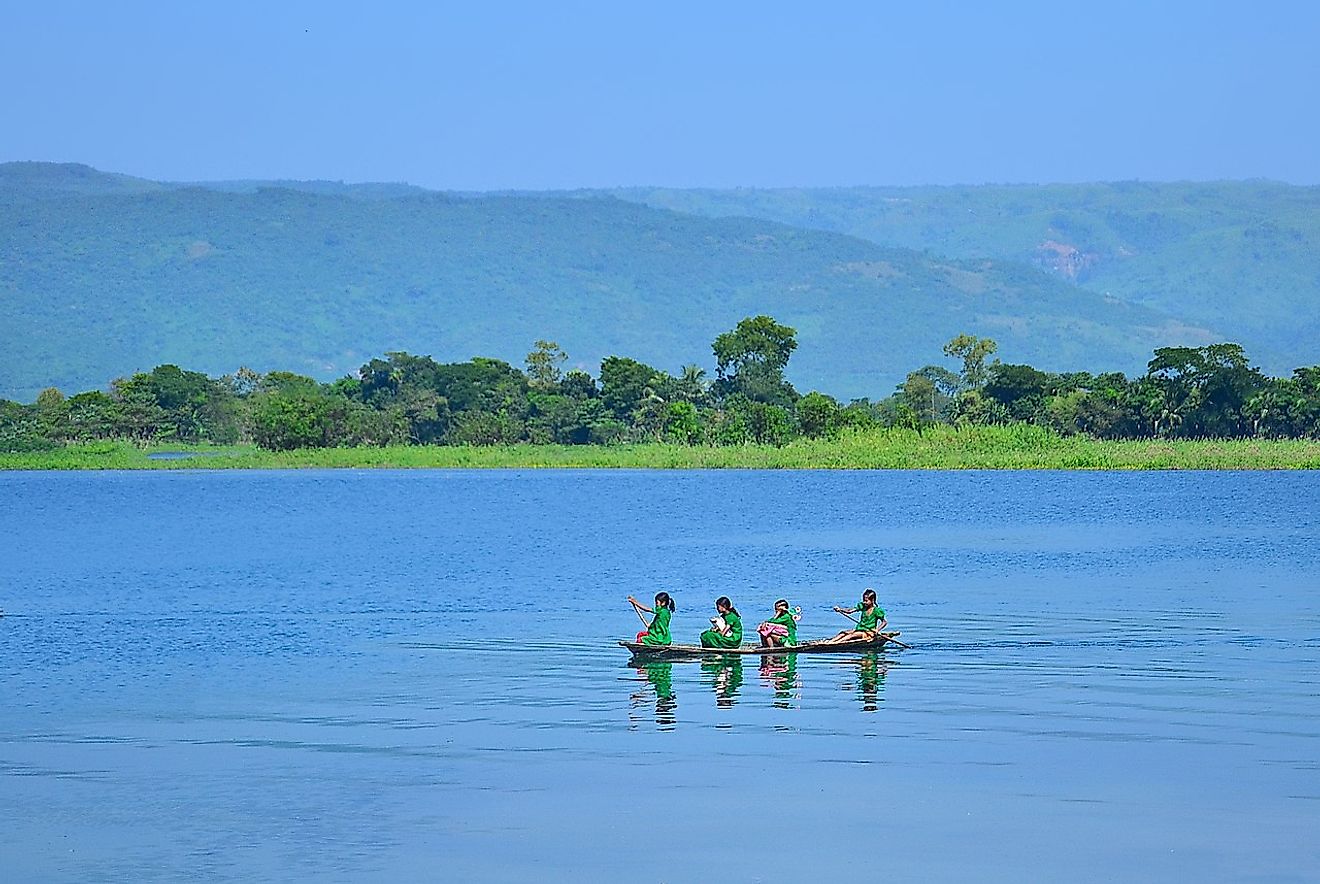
[{"xmin": 619, "ymin": 632, "xmax": 905, "ymax": 659}]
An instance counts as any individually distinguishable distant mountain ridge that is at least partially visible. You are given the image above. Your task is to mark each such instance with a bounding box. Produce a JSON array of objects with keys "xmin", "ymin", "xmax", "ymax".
[
  {"xmin": 605, "ymin": 181, "xmax": 1320, "ymax": 372},
  {"xmin": 0, "ymin": 161, "xmax": 165, "ymax": 198},
  {"xmin": 0, "ymin": 161, "xmax": 426, "ymax": 201},
  {"xmin": 0, "ymin": 162, "xmax": 1269, "ymax": 402}
]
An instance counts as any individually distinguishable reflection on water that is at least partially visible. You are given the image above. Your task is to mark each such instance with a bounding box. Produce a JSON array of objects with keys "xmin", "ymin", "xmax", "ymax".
[
  {"xmin": 848, "ymin": 652, "xmax": 887, "ymax": 711},
  {"xmin": 758, "ymin": 653, "xmax": 800, "ymax": 709},
  {"xmin": 628, "ymin": 649, "xmax": 890, "ymax": 719},
  {"xmin": 628, "ymin": 651, "xmax": 887, "ymax": 717},
  {"xmin": 629, "ymin": 661, "xmax": 677, "ymax": 730},
  {"xmin": 700, "ymin": 654, "xmax": 744, "ymax": 708}
]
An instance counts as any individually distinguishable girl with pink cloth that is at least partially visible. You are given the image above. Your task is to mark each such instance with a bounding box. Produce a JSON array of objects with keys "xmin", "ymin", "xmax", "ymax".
[{"xmin": 757, "ymin": 598, "xmax": 801, "ymax": 647}]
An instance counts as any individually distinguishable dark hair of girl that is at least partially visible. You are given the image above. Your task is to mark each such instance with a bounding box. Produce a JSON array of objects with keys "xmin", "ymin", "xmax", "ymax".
[
  {"xmin": 715, "ymin": 596, "xmax": 738, "ymax": 616},
  {"xmin": 775, "ymin": 598, "xmax": 789, "ymax": 609},
  {"xmin": 654, "ymin": 591, "xmax": 675, "ymax": 612},
  {"xmin": 862, "ymin": 588, "xmax": 877, "ymax": 604}
]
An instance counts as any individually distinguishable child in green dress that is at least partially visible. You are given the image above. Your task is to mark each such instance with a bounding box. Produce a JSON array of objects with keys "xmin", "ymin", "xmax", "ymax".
[
  {"xmin": 827, "ymin": 588, "xmax": 886, "ymax": 643},
  {"xmin": 757, "ymin": 598, "xmax": 801, "ymax": 647},
  {"xmin": 699, "ymin": 596, "xmax": 743, "ymax": 649},
  {"xmin": 628, "ymin": 592, "xmax": 675, "ymax": 645}
]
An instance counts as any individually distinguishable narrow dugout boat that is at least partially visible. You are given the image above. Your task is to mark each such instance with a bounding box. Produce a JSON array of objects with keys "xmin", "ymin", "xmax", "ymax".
[{"xmin": 620, "ymin": 632, "xmax": 905, "ymax": 658}]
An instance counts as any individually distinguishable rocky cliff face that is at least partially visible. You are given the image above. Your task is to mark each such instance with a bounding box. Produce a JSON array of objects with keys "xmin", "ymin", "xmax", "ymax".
[{"xmin": 1034, "ymin": 239, "xmax": 1101, "ymax": 281}]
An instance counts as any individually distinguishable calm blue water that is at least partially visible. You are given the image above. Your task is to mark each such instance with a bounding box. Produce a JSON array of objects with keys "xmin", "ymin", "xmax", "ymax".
[{"xmin": 2, "ymin": 469, "xmax": 1319, "ymax": 882}]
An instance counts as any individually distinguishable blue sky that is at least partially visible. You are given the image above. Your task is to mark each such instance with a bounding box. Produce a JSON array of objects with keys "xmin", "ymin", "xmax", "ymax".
[{"xmin": 2, "ymin": 1, "xmax": 1317, "ymax": 189}]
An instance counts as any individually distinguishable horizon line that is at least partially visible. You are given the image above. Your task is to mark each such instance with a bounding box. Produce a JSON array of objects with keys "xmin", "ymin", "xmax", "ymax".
[{"xmin": 1, "ymin": 159, "xmax": 1314, "ymax": 194}]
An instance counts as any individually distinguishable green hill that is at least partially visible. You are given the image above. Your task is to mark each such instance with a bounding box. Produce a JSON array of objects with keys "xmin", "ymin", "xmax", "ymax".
[
  {"xmin": 610, "ymin": 181, "xmax": 1320, "ymax": 375},
  {"xmin": 0, "ymin": 161, "xmax": 166, "ymax": 200},
  {"xmin": 1, "ymin": 164, "xmax": 1218, "ymax": 401},
  {"xmin": 0, "ymin": 162, "xmax": 426, "ymax": 202}
]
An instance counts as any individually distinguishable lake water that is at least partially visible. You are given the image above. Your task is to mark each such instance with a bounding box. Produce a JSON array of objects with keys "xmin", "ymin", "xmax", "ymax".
[{"xmin": 2, "ymin": 469, "xmax": 1319, "ymax": 882}]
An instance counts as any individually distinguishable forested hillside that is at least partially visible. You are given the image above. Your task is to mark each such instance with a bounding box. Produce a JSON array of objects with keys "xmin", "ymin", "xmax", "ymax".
[
  {"xmin": 612, "ymin": 181, "xmax": 1320, "ymax": 374},
  {"xmin": 0, "ymin": 164, "xmax": 1209, "ymax": 401}
]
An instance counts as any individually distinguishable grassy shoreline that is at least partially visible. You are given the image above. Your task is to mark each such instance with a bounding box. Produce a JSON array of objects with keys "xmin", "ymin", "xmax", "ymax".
[{"xmin": 4, "ymin": 425, "xmax": 1320, "ymax": 470}]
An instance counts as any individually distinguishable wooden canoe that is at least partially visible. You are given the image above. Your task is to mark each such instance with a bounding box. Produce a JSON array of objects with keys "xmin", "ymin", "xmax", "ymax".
[{"xmin": 620, "ymin": 632, "xmax": 905, "ymax": 658}]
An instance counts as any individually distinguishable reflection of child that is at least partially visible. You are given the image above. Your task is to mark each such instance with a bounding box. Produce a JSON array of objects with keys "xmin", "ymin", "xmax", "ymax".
[
  {"xmin": 757, "ymin": 598, "xmax": 801, "ymax": 647},
  {"xmin": 701, "ymin": 655, "xmax": 744, "ymax": 706},
  {"xmin": 628, "ymin": 592, "xmax": 675, "ymax": 646}
]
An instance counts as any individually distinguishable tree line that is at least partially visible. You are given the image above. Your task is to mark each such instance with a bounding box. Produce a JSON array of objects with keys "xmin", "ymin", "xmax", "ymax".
[{"xmin": 3, "ymin": 315, "xmax": 1319, "ymax": 452}]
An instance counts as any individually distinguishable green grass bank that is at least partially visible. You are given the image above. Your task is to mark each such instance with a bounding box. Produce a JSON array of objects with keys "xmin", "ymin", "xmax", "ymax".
[{"xmin": 5, "ymin": 425, "xmax": 1320, "ymax": 470}]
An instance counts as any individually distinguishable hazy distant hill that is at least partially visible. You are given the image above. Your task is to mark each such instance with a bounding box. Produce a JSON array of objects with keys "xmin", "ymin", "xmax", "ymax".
[
  {"xmin": 0, "ymin": 161, "xmax": 425, "ymax": 201},
  {"xmin": 180, "ymin": 179, "xmax": 429, "ymax": 199},
  {"xmin": 0, "ymin": 161, "xmax": 166, "ymax": 199},
  {"xmin": 610, "ymin": 182, "xmax": 1320, "ymax": 374},
  {"xmin": 1, "ymin": 163, "xmax": 1217, "ymax": 401}
]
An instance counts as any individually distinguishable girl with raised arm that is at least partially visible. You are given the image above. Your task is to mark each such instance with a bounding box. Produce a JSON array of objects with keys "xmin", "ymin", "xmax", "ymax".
[
  {"xmin": 828, "ymin": 588, "xmax": 886, "ymax": 643},
  {"xmin": 628, "ymin": 592, "xmax": 675, "ymax": 646}
]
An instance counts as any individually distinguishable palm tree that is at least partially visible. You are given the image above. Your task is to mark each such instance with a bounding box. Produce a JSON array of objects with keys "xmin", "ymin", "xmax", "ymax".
[{"xmin": 675, "ymin": 364, "xmax": 709, "ymax": 405}]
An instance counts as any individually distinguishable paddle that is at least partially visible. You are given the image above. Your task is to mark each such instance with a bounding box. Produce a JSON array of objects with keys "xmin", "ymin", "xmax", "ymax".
[
  {"xmin": 627, "ymin": 597, "xmax": 650, "ymax": 632},
  {"xmin": 835, "ymin": 608, "xmax": 912, "ymax": 649}
]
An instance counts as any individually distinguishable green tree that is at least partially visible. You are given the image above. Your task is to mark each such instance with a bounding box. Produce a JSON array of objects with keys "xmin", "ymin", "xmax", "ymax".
[
  {"xmin": 259, "ymin": 371, "xmax": 323, "ymax": 394},
  {"xmin": 0, "ymin": 400, "xmax": 53, "ymax": 452},
  {"xmin": 661, "ymin": 364, "xmax": 710, "ymax": 406},
  {"xmin": 344, "ymin": 401, "xmax": 409, "ymax": 446},
  {"xmin": 721, "ymin": 396, "xmax": 795, "ymax": 446},
  {"xmin": 1246, "ymin": 367, "xmax": 1320, "ymax": 438},
  {"xmin": 560, "ymin": 369, "xmax": 598, "ymax": 400},
  {"xmin": 1071, "ymin": 390, "xmax": 1133, "ymax": 439},
  {"xmin": 1289, "ymin": 366, "xmax": 1320, "ymax": 437},
  {"xmin": 1043, "ymin": 389, "xmax": 1087, "ymax": 435},
  {"xmin": 950, "ymin": 390, "xmax": 1009, "ymax": 425},
  {"xmin": 431, "ymin": 358, "xmax": 529, "ymax": 418},
  {"xmin": 528, "ymin": 392, "xmax": 602, "ymax": 444},
  {"xmin": 250, "ymin": 387, "xmax": 345, "ymax": 450},
  {"xmin": 448, "ymin": 409, "xmax": 524, "ymax": 445},
  {"xmin": 525, "ymin": 340, "xmax": 568, "ymax": 390},
  {"xmin": 66, "ymin": 391, "xmax": 123, "ymax": 441},
  {"xmin": 393, "ymin": 388, "xmax": 449, "ymax": 444},
  {"xmin": 891, "ymin": 401, "xmax": 921, "ymax": 430},
  {"xmin": 796, "ymin": 391, "xmax": 840, "ymax": 438},
  {"xmin": 899, "ymin": 365, "xmax": 960, "ymax": 425},
  {"xmin": 712, "ymin": 315, "xmax": 799, "ymax": 406},
  {"xmin": 35, "ymin": 387, "xmax": 70, "ymax": 440},
  {"xmin": 709, "ymin": 404, "xmax": 749, "ymax": 445},
  {"xmin": 663, "ymin": 400, "xmax": 702, "ymax": 444},
  {"xmin": 112, "ymin": 364, "xmax": 234, "ymax": 443},
  {"xmin": 600, "ymin": 356, "xmax": 663, "ymax": 419},
  {"xmin": 1146, "ymin": 343, "xmax": 1266, "ymax": 437},
  {"xmin": 110, "ymin": 375, "xmax": 168, "ymax": 442},
  {"xmin": 984, "ymin": 363, "xmax": 1052, "ymax": 420},
  {"xmin": 837, "ymin": 399, "xmax": 881, "ymax": 431},
  {"xmin": 355, "ymin": 352, "xmax": 449, "ymax": 407},
  {"xmin": 630, "ymin": 388, "xmax": 669, "ymax": 440},
  {"xmin": 943, "ymin": 334, "xmax": 999, "ymax": 391}
]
